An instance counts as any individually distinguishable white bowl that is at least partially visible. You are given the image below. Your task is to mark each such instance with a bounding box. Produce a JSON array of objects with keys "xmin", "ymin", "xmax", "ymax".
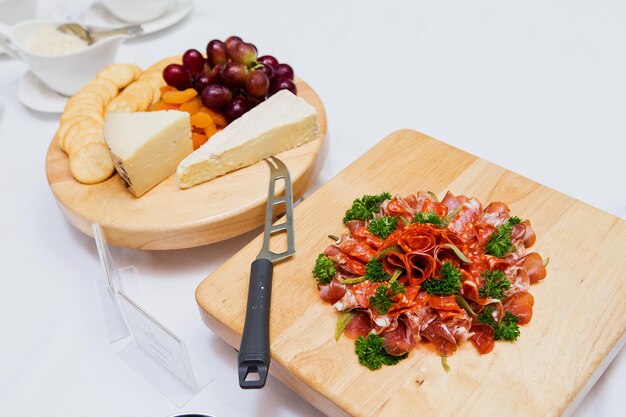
[
  {"xmin": 0, "ymin": 19, "xmax": 129, "ymax": 96},
  {"xmin": 101, "ymin": 0, "xmax": 172, "ymax": 23}
]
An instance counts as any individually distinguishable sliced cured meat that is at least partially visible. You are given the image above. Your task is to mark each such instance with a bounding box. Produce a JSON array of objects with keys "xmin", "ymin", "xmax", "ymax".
[
  {"xmin": 503, "ymin": 291, "xmax": 534, "ymax": 325},
  {"xmin": 475, "ymin": 223, "xmax": 497, "ymax": 247},
  {"xmin": 441, "ymin": 190, "xmax": 461, "ymax": 212},
  {"xmin": 346, "ymin": 220, "xmax": 383, "ymax": 250},
  {"xmin": 428, "ymin": 295, "xmax": 464, "ymax": 322},
  {"xmin": 523, "ymin": 252, "xmax": 546, "ymax": 283},
  {"xmin": 484, "ymin": 201, "xmax": 510, "ymax": 215},
  {"xmin": 421, "ymin": 199, "xmax": 448, "ymax": 218},
  {"xmin": 398, "ymin": 224, "xmax": 437, "ymax": 253},
  {"xmin": 469, "ymin": 323, "xmax": 495, "ymax": 354},
  {"xmin": 385, "ymin": 196, "xmax": 417, "ymax": 219},
  {"xmin": 336, "ymin": 236, "xmax": 376, "ymax": 264},
  {"xmin": 447, "ymin": 205, "xmax": 478, "ymax": 238},
  {"xmin": 437, "ymin": 228, "xmax": 465, "ymax": 247},
  {"xmin": 344, "ymin": 311, "xmax": 372, "ymax": 339},
  {"xmin": 461, "ymin": 270, "xmax": 493, "ymax": 305},
  {"xmin": 324, "ymin": 244, "xmax": 365, "ymax": 276},
  {"xmin": 406, "ymin": 251, "xmax": 436, "ymax": 286},
  {"xmin": 522, "ymin": 219, "xmax": 536, "ymax": 248},
  {"xmin": 404, "ymin": 193, "xmax": 419, "ymax": 210},
  {"xmin": 510, "ymin": 268, "xmax": 530, "ymax": 293},
  {"xmin": 333, "ymin": 288, "xmax": 358, "ymax": 311},
  {"xmin": 383, "ymin": 320, "xmax": 415, "ymax": 356},
  {"xmin": 380, "ymin": 250, "xmax": 408, "ymax": 277},
  {"xmin": 387, "ymin": 286, "xmax": 429, "ymax": 317},
  {"xmin": 352, "ymin": 281, "xmax": 379, "ymax": 309},
  {"xmin": 319, "ymin": 278, "xmax": 347, "ymax": 304},
  {"xmin": 432, "ymin": 244, "xmax": 461, "ymax": 267},
  {"xmin": 421, "ymin": 319, "xmax": 457, "ymax": 356}
]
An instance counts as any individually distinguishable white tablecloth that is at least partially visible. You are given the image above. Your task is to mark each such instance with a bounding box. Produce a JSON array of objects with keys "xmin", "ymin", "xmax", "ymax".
[{"xmin": 0, "ymin": 1, "xmax": 624, "ymax": 416}]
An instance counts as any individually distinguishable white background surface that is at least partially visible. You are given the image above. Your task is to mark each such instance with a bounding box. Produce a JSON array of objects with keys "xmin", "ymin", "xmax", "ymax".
[{"xmin": 1, "ymin": 1, "xmax": 625, "ymax": 416}]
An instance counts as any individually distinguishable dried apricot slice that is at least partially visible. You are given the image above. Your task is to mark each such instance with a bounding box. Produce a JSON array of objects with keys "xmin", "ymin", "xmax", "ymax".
[
  {"xmin": 191, "ymin": 132, "xmax": 208, "ymax": 150},
  {"xmin": 190, "ymin": 112, "xmax": 215, "ymax": 129},
  {"xmin": 179, "ymin": 97, "xmax": 202, "ymax": 114},
  {"xmin": 162, "ymin": 88, "xmax": 198, "ymax": 104},
  {"xmin": 197, "ymin": 106, "xmax": 227, "ymax": 127},
  {"xmin": 150, "ymin": 101, "xmax": 179, "ymax": 111},
  {"xmin": 204, "ymin": 124, "xmax": 218, "ymax": 138},
  {"xmin": 160, "ymin": 85, "xmax": 176, "ymax": 94}
]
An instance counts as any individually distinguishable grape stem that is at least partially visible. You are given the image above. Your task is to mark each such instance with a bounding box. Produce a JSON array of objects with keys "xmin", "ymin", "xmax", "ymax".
[{"xmin": 250, "ymin": 61, "xmax": 264, "ymax": 70}]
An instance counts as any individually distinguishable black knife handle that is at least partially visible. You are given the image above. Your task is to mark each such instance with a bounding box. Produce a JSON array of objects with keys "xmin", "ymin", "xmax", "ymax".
[{"xmin": 238, "ymin": 258, "xmax": 273, "ymax": 388}]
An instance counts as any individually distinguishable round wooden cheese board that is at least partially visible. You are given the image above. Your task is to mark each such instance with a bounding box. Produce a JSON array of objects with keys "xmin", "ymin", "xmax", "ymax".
[{"xmin": 46, "ymin": 78, "xmax": 327, "ymax": 250}]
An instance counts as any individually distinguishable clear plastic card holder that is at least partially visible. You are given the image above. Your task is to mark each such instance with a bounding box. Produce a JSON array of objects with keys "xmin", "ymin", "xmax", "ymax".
[{"xmin": 92, "ymin": 224, "xmax": 210, "ymax": 407}]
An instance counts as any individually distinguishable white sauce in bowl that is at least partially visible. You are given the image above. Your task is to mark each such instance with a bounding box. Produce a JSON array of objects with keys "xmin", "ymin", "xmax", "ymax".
[{"xmin": 24, "ymin": 25, "xmax": 88, "ymax": 56}]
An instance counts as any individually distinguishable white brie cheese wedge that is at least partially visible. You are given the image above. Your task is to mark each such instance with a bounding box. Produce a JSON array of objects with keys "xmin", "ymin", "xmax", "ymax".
[
  {"xmin": 176, "ymin": 90, "xmax": 318, "ymax": 189},
  {"xmin": 104, "ymin": 110, "xmax": 192, "ymax": 197}
]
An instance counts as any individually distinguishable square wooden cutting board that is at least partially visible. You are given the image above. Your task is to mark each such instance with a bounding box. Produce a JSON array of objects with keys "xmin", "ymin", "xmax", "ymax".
[{"xmin": 196, "ymin": 129, "xmax": 626, "ymax": 417}]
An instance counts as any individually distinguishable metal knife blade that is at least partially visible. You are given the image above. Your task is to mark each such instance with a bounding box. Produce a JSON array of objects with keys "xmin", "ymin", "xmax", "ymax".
[{"xmin": 238, "ymin": 156, "xmax": 295, "ymax": 389}]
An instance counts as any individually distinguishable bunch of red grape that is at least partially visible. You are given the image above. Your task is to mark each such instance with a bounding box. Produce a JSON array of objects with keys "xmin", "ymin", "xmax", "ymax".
[{"xmin": 162, "ymin": 36, "xmax": 296, "ymax": 122}]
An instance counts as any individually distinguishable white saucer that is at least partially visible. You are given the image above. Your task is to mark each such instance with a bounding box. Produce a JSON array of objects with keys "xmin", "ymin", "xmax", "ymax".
[
  {"xmin": 17, "ymin": 71, "xmax": 68, "ymax": 113},
  {"xmin": 83, "ymin": 0, "xmax": 193, "ymax": 35}
]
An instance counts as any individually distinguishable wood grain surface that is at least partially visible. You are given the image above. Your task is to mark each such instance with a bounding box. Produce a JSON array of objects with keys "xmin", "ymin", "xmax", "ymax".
[
  {"xmin": 45, "ymin": 78, "xmax": 327, "ymax": 250},
  {"xmin": 196, "ymin": 129, "xmax": 626, "ymax": 417}
]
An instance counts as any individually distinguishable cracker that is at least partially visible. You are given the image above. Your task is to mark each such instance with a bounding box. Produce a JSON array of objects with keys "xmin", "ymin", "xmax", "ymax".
[
  {"xmin": 131, "ymin": 65, "xmax": 142, "ymax": 79},
  {"xmin": 124, "ymin": 82, "xmax": 153, "ymax": 111},
  {"xmin": 68, "ymin": 128, "xmax": 105, "ymax": 156},
  {"xmin": 62, "ymin": 119, "xmax": 103, "ymax": 152},
  {"xmin": 65, "ymin": 95, "xmax": 104, "ymax": 112},
  {"xmin": 138, "ymin": 76, "xmax": 166, "ymax": 104},
  {"xmin": 96, "ymin": 64, "xmax": 141, "ymax": 89},
  {"xmin": 106, "ymin": 95, "xmax": 139, "ymax": 113},
  {"xmin": 57, "ymin": 115, "xmax": 103, "ymax": 150},
  {"xmin": 89, "ymin": 78, "xmax": 119, "ymax": 100},
  {"xmin": 60, "ymin": 117, "xmax": 102, "ymax": 152},
  {"xmin": 67, "ymin": 127, "xmax": 104, "ymax": 155},
  {"xmin": 60, "ymin": 108, "xmax": 104, "ymax": 124},
  {"xmin": 82, "ymin": 81, "xmax": 115, "ymax": 103},
  {"xmin": 69, "ymin": 143, "xmax": 115, "ymax": 184}
]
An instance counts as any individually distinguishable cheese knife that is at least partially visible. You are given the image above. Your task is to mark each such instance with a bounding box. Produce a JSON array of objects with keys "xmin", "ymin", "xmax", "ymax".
[{"xmin": 238, "ymin": 156, "xmax": 295, "ymax": 389}]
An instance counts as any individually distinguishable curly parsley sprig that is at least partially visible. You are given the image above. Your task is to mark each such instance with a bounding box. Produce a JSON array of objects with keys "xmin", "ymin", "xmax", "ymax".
[
  {"xmin": 367, "ymin": 216, "xmax": 398, "ymax": 239},
  {"xmin": 343, "ymin": 192, "xmax": 391, "ymax": 222},
  {"xmin": 312, "ymin": 254, "xmax": 336, "ymax": 284},
  {"xmin": 369, "ymin": 281, "xmax": 405, "ymax": 315},
  {"xmin": 355, "ymin": 334, "xmax": 408, "ymax": 370},
  {"xmin": 364, "ymin": 259, "xmax": 390, "ymax": 282},
  {"xmin": 421, "ymin": 262, "xmax": 462, "ymax": 296},
  {"xmin": 479, "ymin": 270, "xmax": 511, "ymax": 300},
  {"xmin": 413, "ymin": 210, "xmax": 444, "ymax": 227},
  {"xmin": 477, "ymin": 307, "xmax": 521, "ymax": 341},
  {"xmin": 484, "ymin": 216, "xmax": 523, "ymax": 258}
]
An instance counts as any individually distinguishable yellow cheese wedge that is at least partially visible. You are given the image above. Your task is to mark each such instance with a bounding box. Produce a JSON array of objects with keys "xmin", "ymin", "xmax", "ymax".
[
  {"xmin": 104, "ymin": 110, "xmax": 192, "ymax": 197},
  {"xmin": 177, "ymin": 90, "xmax": 318, "ymax": 189}
]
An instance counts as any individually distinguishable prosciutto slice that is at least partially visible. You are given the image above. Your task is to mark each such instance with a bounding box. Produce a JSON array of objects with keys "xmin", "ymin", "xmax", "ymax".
[
  {"xmin": 503, "ymin": 291, "xmax": 534, "ymax": 325},
  {"xmin": 469, "ymin": 323, "xmax": 495, "ymax": 354},
  {"xmin": 421, "ymin": 319, "xmax": 458, "ymax": 356},
  {"xmin": 383, "ymin": 320, "xmax": 416, "ymax": 356},
  {"xmin": 344, "ymin": 311, "xmax": 372, "ymax": 338}
]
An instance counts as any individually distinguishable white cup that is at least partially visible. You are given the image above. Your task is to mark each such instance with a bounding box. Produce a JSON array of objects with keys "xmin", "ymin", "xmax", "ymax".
[
  {"xmin": 0, "ymin": 0, "xmax": 37, "ymax": 25},
  {"xmin": 101, "ymin": 0, "xmax": 172, "ymax": 23},
  {"xmin": 0, "ymin": 19, "xmax": 129, "ymax": 96}
]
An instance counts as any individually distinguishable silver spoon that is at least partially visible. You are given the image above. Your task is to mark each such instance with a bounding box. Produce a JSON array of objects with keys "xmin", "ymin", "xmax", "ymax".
[{"xmin": 57, "ymin": 23, "xmax": 143, "ymax": 45}]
